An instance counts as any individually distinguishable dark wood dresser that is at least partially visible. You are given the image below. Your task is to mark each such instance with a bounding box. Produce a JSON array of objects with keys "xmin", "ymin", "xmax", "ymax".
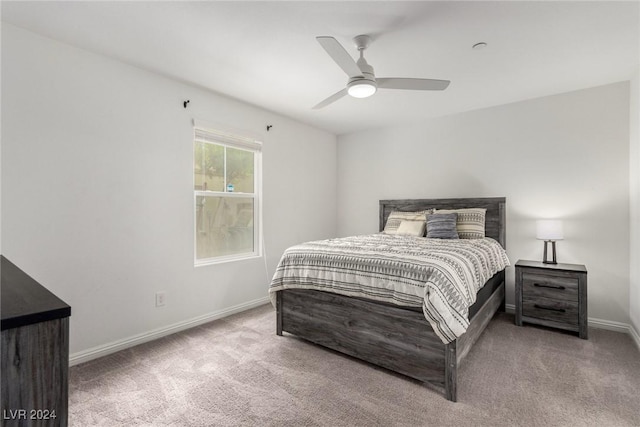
[
  {"xmin": 514, "ymin": 259, "xmax": 588, "ymax": 339},
  {"xmin": 1, "ymin": 256, "xmax": 71, "ymax": 426}
]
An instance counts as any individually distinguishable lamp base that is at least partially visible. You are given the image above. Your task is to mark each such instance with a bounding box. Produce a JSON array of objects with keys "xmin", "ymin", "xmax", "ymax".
[{"xmin": 542, "ymin": 240, "xmax": 557, "ymax": 264}]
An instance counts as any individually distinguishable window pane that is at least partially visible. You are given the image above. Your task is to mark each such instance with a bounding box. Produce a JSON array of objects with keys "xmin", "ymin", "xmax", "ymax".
[
  {"xmin": 226, "ymin": 147, "xmax": 254, "ymax": 193},
  {"xmin": 194, "ymin": 141, "xmax": 224, "ymax": 191},
  {"xmin": 196, "ymin": 196, "xmax": 254, "ymax": 260}
]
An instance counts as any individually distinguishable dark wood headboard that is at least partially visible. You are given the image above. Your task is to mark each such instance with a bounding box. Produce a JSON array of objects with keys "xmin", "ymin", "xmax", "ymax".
[{"xmin": 379, "ymin": 197, "xmax": 506, "ymax": 249}]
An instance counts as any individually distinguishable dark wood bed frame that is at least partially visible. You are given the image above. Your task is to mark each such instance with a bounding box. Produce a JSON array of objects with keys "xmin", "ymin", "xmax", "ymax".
[{"xmin": 275, "ymin": 197, "xmax": 506, "ymax": 401}]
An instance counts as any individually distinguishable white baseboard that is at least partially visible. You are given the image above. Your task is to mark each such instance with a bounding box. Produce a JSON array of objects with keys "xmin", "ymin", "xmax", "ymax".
[
  {"xmin": 71, "ymin": 297, "xmax": 639, "ymax": 366},
  {"xmin": 505, "ymin": 303, "xmax": 640, "ymax": 349},
  {"xmin": 629, "ymin": 325, "xmax": 640, "ymax": 350},
  {"xmin": 587, "ymin": 316, "xmax": 631, "ymax": 334},
  {"xmin": 69, "ymin": 296, "xmax": 271, "ymax": 366},
  {"xmin": 627, "ymin": 322, "xmax": 640, "ymax": 350}
]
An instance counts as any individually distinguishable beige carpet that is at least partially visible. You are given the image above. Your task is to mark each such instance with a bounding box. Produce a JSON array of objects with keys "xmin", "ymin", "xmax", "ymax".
[{"xmin": 69, "ymin": 304, "xmax": 640, "ymax": 426}]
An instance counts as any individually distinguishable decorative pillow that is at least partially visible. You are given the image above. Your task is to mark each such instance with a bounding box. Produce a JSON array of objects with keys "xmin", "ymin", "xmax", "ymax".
[
  {"xmin": 434, "ymin": 208, "xmax": 486, "ymax": 239},
  {"xmin": 396, "ymin": 220, "xmax": 426, "ymax": 237},
  {"xmin": 426, "ymin": 213, "xmax": 459, "ymax": 239},
  {"xmin": 383, "ymin": 210, "xmax": 431, "ymax": 234}
]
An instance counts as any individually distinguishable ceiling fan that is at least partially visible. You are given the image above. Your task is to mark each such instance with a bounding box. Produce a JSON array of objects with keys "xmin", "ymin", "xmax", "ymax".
[{"xmin": 313, "ymin": 35, "xmax": 450, "ymax": 109}]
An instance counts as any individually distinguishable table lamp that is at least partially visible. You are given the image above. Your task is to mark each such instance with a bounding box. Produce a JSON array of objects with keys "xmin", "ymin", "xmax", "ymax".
[{"xmin": 536, "ymin": 220, "xmax": 563, "ymax": 264}]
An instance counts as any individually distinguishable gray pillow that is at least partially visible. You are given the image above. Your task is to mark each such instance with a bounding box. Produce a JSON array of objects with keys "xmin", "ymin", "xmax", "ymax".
[
  {"xmin": 434, "ymin": 208, "xmax": 486, "ymax": 239},
  {"xmin": 426, "ymin": 213, "xmax": 459, "ymax": 239}
]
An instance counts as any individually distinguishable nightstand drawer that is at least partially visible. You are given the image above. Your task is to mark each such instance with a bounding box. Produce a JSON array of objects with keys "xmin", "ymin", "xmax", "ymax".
[
  {"xmin": 522, "ymin": 272, "xmax": 578, "ymax": 302},
  {"xmin": 522, "ymin": 297, "xmax": 579, "ymax": 325}
]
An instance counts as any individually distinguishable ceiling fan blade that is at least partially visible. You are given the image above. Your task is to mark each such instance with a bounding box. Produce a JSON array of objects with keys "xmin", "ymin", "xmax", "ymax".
[
  {"xmin": 316, "ymin": 36, "xmax": 362, "ymax": 78},
  {"xmin": 313, "ymin": 88, "xmax": 348, "ymax": 109},
  {"xmin": 377, "ymin": 78, "xmax": 450, "ymax": 91}
]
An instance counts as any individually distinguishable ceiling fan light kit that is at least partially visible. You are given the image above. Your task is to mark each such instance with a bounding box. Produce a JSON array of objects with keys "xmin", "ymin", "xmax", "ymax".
[
  {"xmin": 314, "ymin": 34, "xmax": 450, "ymax": 109},
  {"xmin": 347, "ymin": 80, "xmax": 377, "ymax": 98}
]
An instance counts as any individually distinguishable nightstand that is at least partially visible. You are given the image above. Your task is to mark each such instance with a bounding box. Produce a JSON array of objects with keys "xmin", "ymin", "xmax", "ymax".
[{"xmin": 515, "ymin": 260, "xmax": 588, "ymax": 339}]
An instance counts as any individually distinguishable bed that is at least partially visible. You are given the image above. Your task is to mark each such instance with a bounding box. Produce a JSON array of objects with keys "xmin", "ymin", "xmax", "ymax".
[{"xmin": 269, "ymin": 197, "xmax": 508, "ymax": 401}]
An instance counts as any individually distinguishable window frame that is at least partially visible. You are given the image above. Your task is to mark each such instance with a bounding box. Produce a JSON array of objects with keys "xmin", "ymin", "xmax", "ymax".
[{"xmin": 193, "ymin": 126, "xmax": 262, "ymax": 266}]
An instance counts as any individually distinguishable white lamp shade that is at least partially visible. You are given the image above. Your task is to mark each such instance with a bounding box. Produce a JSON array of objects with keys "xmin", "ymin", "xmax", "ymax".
[{"xmin": 536, "ymin": 220, "xmax": 564, "ymax": 241}]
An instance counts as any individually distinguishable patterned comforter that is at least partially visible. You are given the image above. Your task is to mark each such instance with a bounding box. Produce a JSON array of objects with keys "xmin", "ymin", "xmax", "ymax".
[{"xmin": 269, "ymin": 233, "xmax": 510, "ymax": 344}]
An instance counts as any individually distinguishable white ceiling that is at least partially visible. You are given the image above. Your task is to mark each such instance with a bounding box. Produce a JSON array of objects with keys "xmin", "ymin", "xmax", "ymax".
[{"xmin": 2, "ymin": 1, "xmax": 639, "ymax": 135}]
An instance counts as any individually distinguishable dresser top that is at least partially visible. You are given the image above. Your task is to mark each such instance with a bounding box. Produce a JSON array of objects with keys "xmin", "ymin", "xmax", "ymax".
[
  {"xmin": 1, "ymin": 256, "xmax": 71, "ymax": 331},
  {"xmin": 515, "ymin": 259, "xmax": 587, "ymax": 273}
]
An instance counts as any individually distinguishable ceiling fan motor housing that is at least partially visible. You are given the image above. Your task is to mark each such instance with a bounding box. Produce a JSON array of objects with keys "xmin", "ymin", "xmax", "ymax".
[{"xmin": 348, "ymin": 56, "xmax": 377, "ymax": 98}]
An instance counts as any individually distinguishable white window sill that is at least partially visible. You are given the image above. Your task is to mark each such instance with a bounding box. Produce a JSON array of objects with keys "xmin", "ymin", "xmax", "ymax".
[{"xmin": 195, "ymin": 253, "xmax": 262, "ymax": 267}]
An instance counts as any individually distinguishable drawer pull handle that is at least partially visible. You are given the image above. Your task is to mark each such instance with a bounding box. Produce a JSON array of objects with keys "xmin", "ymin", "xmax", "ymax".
[
  {"xmin": 533, "ymin": 283, "xmax": 565, "ymax": 290},
  {"xmin": 534, "ymin": 304, "xmax": 566, "ymax": 313}
]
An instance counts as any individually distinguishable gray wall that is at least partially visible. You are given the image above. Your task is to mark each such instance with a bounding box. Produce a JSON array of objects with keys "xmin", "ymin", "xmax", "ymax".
[
  {"xmin": 630, "ymin": 69, "xmax": 640, "ymax": 336},
  {"xmin": 1, "ymin": 24, "xmax": 337, "ymax": 358},
  {"xmin": 2, "ymin": 23, "xmax": 637, "ymax": 359},
  {"xmin": 337, "ymin": 82, "xmax": 631, "ymax": 325}
]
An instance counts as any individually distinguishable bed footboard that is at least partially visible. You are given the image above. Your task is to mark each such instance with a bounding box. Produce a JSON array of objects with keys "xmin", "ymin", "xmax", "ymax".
[{"xmin": 276, "ymin": 278, "xmax": 505, "ymax": 402}]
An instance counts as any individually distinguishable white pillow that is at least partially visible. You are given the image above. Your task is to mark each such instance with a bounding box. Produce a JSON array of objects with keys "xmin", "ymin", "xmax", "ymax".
[
  {"xmin": 383, "ymin": 210, "xmax": 429, "ymax": 234},
  {"xmin": 396, "ymin": 220, "xmax": 426, "ymax": 237}
]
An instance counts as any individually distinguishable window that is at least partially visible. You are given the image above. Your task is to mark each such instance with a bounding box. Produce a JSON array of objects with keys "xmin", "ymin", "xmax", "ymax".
[{"xmin": 193, "ymin": 126, "xmax": 262, "ymax": 265}]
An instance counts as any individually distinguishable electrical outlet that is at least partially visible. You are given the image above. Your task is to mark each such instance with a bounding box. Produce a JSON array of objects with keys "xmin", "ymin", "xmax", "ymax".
[{"xmin": 155, "ymin": 291, "xmax": 166, "ymax": 307}]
